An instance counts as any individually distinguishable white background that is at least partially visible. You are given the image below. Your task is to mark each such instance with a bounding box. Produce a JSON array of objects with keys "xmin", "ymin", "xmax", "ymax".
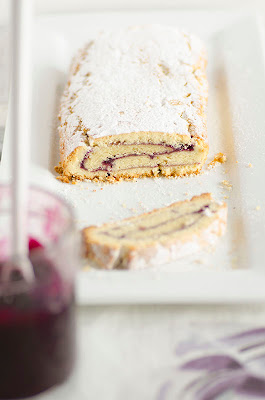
[{"xmin": 0, "ymin": 0, "xmax": 265, "ymax": 22}]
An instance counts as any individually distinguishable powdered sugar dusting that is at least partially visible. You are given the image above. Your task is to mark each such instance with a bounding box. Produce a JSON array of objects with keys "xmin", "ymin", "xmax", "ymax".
[{"xmin": 59, "ymin": 25, "xmax": 207, "ymax": 158}]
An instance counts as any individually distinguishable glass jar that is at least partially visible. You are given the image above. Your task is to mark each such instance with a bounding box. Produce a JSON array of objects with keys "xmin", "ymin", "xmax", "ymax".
[{"xmin": 0, "ymin": 185, "xmax": 80, "ymax": 399}]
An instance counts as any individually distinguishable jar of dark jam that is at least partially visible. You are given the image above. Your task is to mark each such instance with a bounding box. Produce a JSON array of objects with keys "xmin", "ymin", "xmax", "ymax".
[{"xmin": 0, "ymin": 186, "xmax": 79, "ymax": 398}]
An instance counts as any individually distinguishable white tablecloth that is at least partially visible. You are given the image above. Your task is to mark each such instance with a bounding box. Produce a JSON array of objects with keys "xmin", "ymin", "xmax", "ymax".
[{"xmin": 37, "ymin": 306, "xmax": 265, "ymax": 400}]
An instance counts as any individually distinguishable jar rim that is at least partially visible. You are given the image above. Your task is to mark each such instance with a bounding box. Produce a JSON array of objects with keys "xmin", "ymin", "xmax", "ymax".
[{"xmin": 0, "ymin": 184, "xmax": 76, "ymax": 294}]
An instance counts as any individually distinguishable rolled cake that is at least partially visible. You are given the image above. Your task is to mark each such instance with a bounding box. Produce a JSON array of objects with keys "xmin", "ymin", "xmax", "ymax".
[
  {"xmin": 83, "ymin": 194, "xmax": 227, "ymax": 269},
  {"xmin": 57, "ymin": 25, "xmax": 208, "ymax": 182}
]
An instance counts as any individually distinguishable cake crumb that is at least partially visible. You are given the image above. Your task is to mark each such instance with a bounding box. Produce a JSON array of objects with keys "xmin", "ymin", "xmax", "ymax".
[
  {"xmin": 223, "ymin": 195, "xmax": 229, "ymax": 199},
  {"xmin": 54, "ymin": 164, "xmax": 63, "ymax": 174},
  {"xmin": 221, "ymin": 180, "xmax": 233, "ymax": 191},
  {"xmin": 247, "ymin": 163, "xmax": 253, "ymax": 168},
  {"xmin": 92, "ymin": 189, "xmax": 96, "ymax": 192},
  {"xmin": 82, "ymin": 264, "xmax": 91, "ymax": 271},
  {"xmin": 207, "ymin": 152, "xmax": 227, "ymax": 169},
  {"xmin": 122, "ymin": 203, "xmax": 127, "ymax": 208},
  {"xmin": 108, "ymin": 176, "xmax": 116, "ymax": 184},
  {"xmin": 56, "ymin": 175, "xmax": 70, "ymax": 183},
  {"xmin": 195, "ymin": 259, "xmax": 205, "ymax": 265},
  {"xmin": 255, "ymin": 205, "xmax": 261, "ymax": 211}
]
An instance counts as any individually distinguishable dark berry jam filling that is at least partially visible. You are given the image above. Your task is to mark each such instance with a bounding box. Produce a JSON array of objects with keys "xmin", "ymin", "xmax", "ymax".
[
  {"xmin": 102, "ymin": 204, "xmax": 215, "ymax": 239},
  {"xmin": 80, "ymin": 143, "xmax": 194, "ymax": 171}
]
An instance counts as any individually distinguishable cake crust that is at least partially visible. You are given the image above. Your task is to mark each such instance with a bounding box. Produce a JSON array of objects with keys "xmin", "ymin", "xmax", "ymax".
[{"xmin": 57, "ymin": 25, "xmax": 208, "ymax": 182}]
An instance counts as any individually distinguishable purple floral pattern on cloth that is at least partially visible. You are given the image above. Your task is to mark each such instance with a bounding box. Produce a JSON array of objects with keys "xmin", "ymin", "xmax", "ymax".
[
  {"xmin": 181, "ymin": 355, "xmax": 242, "ymax": 371},
  {"xmin": 156, "ymin": 327, "xmax": 265, "ymax": 400}
]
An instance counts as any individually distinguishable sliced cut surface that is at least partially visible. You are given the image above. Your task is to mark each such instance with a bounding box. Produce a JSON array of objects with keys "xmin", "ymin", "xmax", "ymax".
[
  {"xmin": 57, "ymin": 25, "xmax": 208, "ymax": 182},
  {"xmin": 83, "ymin": 193, "xmax": 227, "ymax": 269}
]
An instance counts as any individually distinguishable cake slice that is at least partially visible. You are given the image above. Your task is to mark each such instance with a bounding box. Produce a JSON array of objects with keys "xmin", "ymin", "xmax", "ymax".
[
  {"xmin": 83, "ymin": 194, "xmax": 227, "ymax": 269},
  {"xmin": 57, "ymin": 25, "xmax": 208, "ymax": 183}
]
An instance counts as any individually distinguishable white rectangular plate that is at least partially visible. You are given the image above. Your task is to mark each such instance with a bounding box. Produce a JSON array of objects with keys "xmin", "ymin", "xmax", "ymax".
[{"xmin": 1, "ymin": 11, "xmax": 265, "ymax": 304}]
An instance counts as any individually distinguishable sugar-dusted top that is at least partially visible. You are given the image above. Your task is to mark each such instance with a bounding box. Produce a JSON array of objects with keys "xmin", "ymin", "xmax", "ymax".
[{"xmin": 59, "ymin": 25, "xmax": 207, "ymax": 158}]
